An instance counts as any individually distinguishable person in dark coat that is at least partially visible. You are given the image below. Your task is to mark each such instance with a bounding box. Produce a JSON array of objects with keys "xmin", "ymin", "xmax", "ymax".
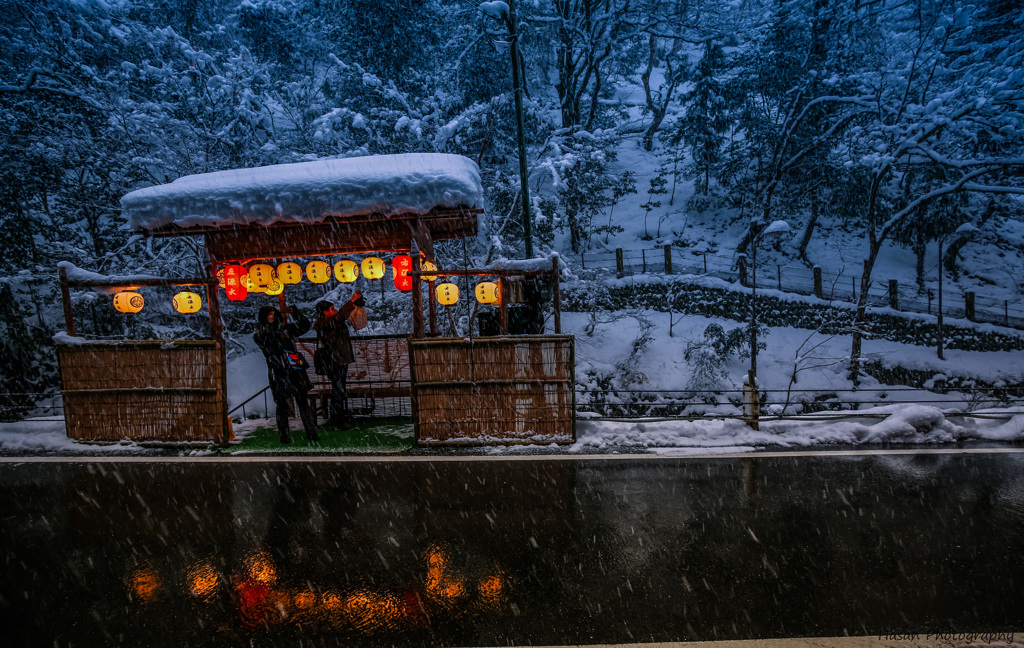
[
  {"xmin": 313, "ymin": 290, "xmax": 364, "ymax": 429},
  {"xmin": 254, "ymin": 305, "xmax": 319, "ymax": 444}
]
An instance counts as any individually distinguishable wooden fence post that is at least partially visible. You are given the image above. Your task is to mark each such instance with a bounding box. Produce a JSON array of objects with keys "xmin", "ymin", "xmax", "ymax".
[
  {"xmin": 664, "ymin": 244, "xmax": 672, "ymax": 275},
  {"xmin": 738, "ymin": 256, "xmax": 748, "ymax": 287},
  {"xmin": 965, "ymin": 291, "xmax": 976, "ymax": 321},
  {"xmin": 777, "ymin": 264, "xmax": 782, "ymax": 291},
  {"xmin": 889, "ymin": 279, "xmax": 899, "ymax": 311},
  {"xmin": 813, "ymin": 266, "xmax": 823, "ymax": 299},
  {"xmin": 615, "ymin": 248, "xmax": 624, "ymax": 278}
]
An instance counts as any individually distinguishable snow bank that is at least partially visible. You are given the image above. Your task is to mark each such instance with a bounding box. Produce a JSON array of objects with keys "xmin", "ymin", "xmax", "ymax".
[{"xmin": 121, "ymin": 153, "xmax": 484, "ymax": 232}]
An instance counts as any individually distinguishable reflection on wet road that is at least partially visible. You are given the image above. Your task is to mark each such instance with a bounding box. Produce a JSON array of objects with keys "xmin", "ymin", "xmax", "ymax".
[{"xmin": 1, "ymin": 453, "xmax": 1022, "ymax": 646}]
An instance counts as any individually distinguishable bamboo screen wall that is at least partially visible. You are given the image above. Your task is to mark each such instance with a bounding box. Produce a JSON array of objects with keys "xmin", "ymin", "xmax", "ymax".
[
  {"xmin": 58, "ymin": 341, "xmax": 229, "ymax": 445},
  {"xmin": 410, "ymin": 335, "xmax": 575, "ymax": 445}
]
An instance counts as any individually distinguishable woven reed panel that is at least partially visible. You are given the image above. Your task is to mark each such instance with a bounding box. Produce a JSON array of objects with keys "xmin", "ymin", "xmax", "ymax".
[
  {"xmin": 410, "ymin": 336, "xmax": 575, "ymax": 444},
  {"xmin": 58, "ymin": 342, "xmax": 227, "ymax": 444}
]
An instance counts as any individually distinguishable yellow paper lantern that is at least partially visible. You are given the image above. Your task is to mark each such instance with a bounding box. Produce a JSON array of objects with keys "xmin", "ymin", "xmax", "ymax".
[
  {"xmin": 265, "ymin": 279, "xmax": 284, "ymax": 296},
  {"xmin": 216, "ymin": 268, "xmax": 225, "ymax": 289},
  {"xmin": 306, "ymin": 260, "xmax": 331, "ymax": 284},
  {"xmin": 436, "ymin": 283, "xmax": 459, "ymax": 305},
  {"xmin": 421, "ymin": 260, "xmax": 438, "ymax": 282},
  {"xmin": 243, "ymin": 274, "xmax": 265, "ymax": 293},
  {"xmin": 248, "ymin": 263, "xmax": 275, "ymax": 289},
  {"xmin": 277, "ymin": 262, "xmax": 302, "ymax": 284},
  {"xmin": 172, "ymin": 291, "xmax": 202, "ymax": 314},
  {"xmin": 113, "ymin": 291, "xmax": 144, "ymax": 313},
  {"xmin": 475, "ymin": 281, "xmax": 500, "ymax": 304},
  {"xmin": 361, "ymin": 256, "xmax": 385, "ymax": 280},
  {"xmin": 334, "ymin": 259, "xmax": 359, "ymax": 283}
]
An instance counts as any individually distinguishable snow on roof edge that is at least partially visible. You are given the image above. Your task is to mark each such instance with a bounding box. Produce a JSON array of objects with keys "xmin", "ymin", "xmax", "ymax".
[{"xmin": 121, "ymin": 153, "xmax": 484, "ymax": 233}]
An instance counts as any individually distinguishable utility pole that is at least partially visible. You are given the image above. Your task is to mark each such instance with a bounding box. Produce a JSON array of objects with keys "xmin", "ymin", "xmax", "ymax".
[{"xmin": 506, "ymin": 0, "xmax": 533, "ymax": 258}]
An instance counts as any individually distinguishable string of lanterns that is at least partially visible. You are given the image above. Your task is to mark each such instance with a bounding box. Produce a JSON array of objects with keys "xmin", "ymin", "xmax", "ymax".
[{"xmin": 113, "ymin": 257, "xmax": 501, "ymax": 313}]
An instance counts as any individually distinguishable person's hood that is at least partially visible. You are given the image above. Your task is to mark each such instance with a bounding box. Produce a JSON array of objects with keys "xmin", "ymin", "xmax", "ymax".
[{"xmin": 257, "ymin": 305, "xmax": 281, "ymax": 325}]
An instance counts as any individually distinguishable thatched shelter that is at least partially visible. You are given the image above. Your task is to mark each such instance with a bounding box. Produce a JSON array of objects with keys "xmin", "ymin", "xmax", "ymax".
[{"xmin": 57, "ymin": 153, "xmax": 574, "ymax": 446}]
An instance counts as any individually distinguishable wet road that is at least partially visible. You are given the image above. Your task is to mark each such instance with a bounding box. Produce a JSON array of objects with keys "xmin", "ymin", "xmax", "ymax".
[{"xmin": 1, "ymin": 451, "xmax": 1022, "ymax": 647}]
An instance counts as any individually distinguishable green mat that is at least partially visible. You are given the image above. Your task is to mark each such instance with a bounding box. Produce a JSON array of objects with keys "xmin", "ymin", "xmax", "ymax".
[{"xmin": 228, "ymin": 418, "xmax": 414, "ymax": 453}]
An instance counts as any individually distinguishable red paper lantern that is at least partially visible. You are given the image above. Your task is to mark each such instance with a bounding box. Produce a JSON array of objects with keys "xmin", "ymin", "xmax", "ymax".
[
  {"xmin": 223, "ymin": 265, "xmax": 248, "ymax": 301},
  {"xmin": 392, "ymin": 255, "xmax": 413, "ymax": 292}
]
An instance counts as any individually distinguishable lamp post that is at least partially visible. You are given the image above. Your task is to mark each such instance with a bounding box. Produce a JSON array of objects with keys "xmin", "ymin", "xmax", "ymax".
[
  {"xmin": 481, "ymin": 0, "xmax": 533, "ymax": 259},
  {"xmin": 936, "ymin": 222, "xmax": 977, "ymax": 360},
  {"xmin": 747, "ymin": 220, "xmax": 790, "ymax": 382}
]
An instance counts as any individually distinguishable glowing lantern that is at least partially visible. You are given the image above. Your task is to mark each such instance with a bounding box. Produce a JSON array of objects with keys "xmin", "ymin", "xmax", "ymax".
[
  {"xmin": 475, "ymin": 281, "xmax": 500, "ymax": 304},
  {"xmin": 306, "ymin": 260, "xmax": 331, "ymax": 284},
  {"xmin": 361, "ymin": 256, "xmax": 385, "ymax": 280},
  {"xmin": 277, "ymin": 262, "xmax": 302, "ymax": 284},
  {"xmin": 223, "ymin": 265, "xmax": 248, "ymax": 301},
  {"xmin": 334, "ymin": 259, "xmax": 359, "ymax": 283},
  {"xmin": 265, "ymin": 279, "xmax": 284, "ymax": 296},
  {"xmin": 172, "ymin": 291, "xmax": 202, "ymax": 314},
  {"xmin": 113, "ymin": 291, "xmax": 144, "ymax": 313},
  {"xmin": 436, "ymin": 283, "xmax": 459, "ymax": 305},
  {"xmin": 216, "ymin": 268, "xmax": 225, "ymax": 289},
  {"xmin": 243, "ymin": 274, "xmax": 264, "ymax": 293},
  {"xmin": 420, "ymin": 260, "xmax": 438, "ymax": 282},
  {"xmin": 248, "ymin": 263, "xmax": 275, "ymax": 289},
  {"xmin": 392, "ymin": 255, "xmax": 413, "ymax": 292}
]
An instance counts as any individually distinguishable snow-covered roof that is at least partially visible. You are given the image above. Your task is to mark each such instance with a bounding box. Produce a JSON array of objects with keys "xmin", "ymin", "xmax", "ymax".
[{"xmin": 121, "ymin": 153, "xmax": 484, "ymax": 233}]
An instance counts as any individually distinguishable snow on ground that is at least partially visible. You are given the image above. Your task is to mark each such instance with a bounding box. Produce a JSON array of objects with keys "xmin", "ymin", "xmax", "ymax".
[{"xmin": 5, "ymin": 305, "xmax": 1024, "ymax": 455}]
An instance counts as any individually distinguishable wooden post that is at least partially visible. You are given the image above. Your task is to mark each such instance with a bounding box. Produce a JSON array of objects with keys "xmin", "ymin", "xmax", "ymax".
[
  {"xmin": 738, "ymin": 256, "xmax": 748, "ymax": 287},
  {"xmin": 888, "ymin": 279, "xmax": 899, "ymax": 311},
  {"xmin": 615, "ymin": 248, "xmax": 624, "ymax": 278},
  {"xmin": 499, "ymin": 276, "xmax": 509, "ymax": 334},
  {"xmin": 552, "ymin": 256, "xmax": 561, "ymax": 334},
  {"xmin": 776, "ymin": 264, "xmax": 781, "ymax": 291},
  {"xmin": 813, "ymin": 266, "xmax": 823, "ymax": 300},
  {"xmin": 965, "ymin": 291, "xmax": 976, "ymax": 321},
  {"xmin": 411, "ymin": 251, "xmax": 424, "ymax": 338},
  {"xmin": 642, "ymin": 248, "xmax": 647, "ymax": 273},
  {"xmin": 58, "ymin": 265, "xmax": 76, "ymax": 337},
  {"xmin": 703, "ymin": 253, "xmax": 707, "ymax": 274},
  {"xmin": 428, "ymin": 280, "xmax": 438, "ymax": 336},
  {"xmin": 663, "ymin": 244, "xmax": 672, "ymax": 275},
  {"xmin": 206, "ymin": 255, "xmax": 223, "ymax": 340},
  {"xmin": 743, "ymin": 370, "xmax": 759, "ymax": 431}
]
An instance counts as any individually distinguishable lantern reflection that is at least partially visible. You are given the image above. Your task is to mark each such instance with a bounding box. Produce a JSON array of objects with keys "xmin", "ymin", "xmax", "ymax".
[
  {"xmin": 424, "ymin": 545, "xmax": 466, "ymax": 604},
  {"xmin": 130, "ymin": 543, "xmax": 512, "ymax": 635},
  {"xmin": 187, "ymin": 561, "xmax": 219, "ymax": 598},
  {"xmin": 343, "ymin": 589, "xmax": 402, "ymax": 632},
  {"xmin": 244, "ymin": 549, "xmax": 277, "ymax": 585},
  {"xmin": 129, "ymin": 566, "xmax": 161, "ymax": 603}
]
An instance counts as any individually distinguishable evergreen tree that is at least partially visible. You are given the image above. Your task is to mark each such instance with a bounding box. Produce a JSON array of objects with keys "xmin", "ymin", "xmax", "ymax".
[{"xmin": 676, "ymin": 40, "xmax": 729, "ymax": 194}]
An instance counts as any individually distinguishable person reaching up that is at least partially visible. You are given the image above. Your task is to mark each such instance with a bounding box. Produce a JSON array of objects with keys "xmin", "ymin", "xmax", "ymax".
[{"xmin": 254, "ymin": 305, "xmax": 319, "ymax": 444}]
